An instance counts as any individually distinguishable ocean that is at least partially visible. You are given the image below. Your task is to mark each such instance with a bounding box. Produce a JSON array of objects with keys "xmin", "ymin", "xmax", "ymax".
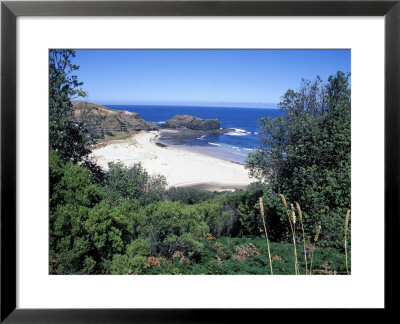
[{"xmin": 104, "ymin": 105, "xmax": 282, "ymax": 164}]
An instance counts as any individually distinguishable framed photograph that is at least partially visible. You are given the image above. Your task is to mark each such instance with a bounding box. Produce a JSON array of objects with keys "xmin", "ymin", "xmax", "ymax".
[{"xmin": 1, "ymin": 0, "xmax": 398, "ymax": 321}]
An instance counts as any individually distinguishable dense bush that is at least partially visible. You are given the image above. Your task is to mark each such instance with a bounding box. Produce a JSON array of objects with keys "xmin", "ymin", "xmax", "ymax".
[
  {"xmin": 164, "ymin": 186, "xmax": 223, "ymax": 204},
  {"xmin": 196, "ymin": 182, "xmax": 267, "ymax": 238},
  {"xmin": 50, "ymin": 151, "xmax": 213, "ymax": 273},
  {"xmin": 50, "ymin": 151, "xmax": 106, "ymax": 274},
  {"xmin": 111, "ymin": 238, "xmax": 151, "ymax": 274},
  {"xmin": 105, "ymin": 161, "xmax": 167, "ymax": 205},
  {"xmin": 140, "ymin": 201, "xmax": 209, "ymax": 259},
  {"xmin": 50, "ymin": 152, "xmax": 158, "ymax": 274},
  {"xmin": 50, "ymin": 149, "xmax": 350, "ymax": 274},
  {"xmin": 247, "ymin": 72, "xmax": 351, "ymax": 247}
]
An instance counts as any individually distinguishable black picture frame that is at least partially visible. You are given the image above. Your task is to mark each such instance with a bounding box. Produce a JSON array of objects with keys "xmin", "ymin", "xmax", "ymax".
[{"xmin": 1, "ymin": 0, "xmax": 398, "ymax": 322}]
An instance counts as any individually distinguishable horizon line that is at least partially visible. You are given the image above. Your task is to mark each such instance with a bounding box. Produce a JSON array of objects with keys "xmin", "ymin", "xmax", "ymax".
[
  {"xmin": 91, "ymin": 101, "xmax": 279, "ymax": 109},
  {"xmin": 74, "ymin": 97, "xmax": 279, "ymax": 109}
]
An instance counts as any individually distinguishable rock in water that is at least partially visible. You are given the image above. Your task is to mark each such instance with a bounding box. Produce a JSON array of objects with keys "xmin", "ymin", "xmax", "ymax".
[{"xmin": 163, "ymin": 115, "xmax": 220, "ymax": 131}]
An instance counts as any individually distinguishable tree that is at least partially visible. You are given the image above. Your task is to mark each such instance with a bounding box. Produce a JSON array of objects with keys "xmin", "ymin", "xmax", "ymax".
[
  {"xmin": 247, "ymin": 72, "xmax": 351, "ymax": 247},
  {"xmin": 105, "ymin": 162, "xmax": 167, "ymax": 205},
  {"xmin": 49, "ymin": 151, "xmax": 138, "ymax": 274},
  {"xmin": 49, "ymin": 49, "xmax": 92, "ymax": 162}
]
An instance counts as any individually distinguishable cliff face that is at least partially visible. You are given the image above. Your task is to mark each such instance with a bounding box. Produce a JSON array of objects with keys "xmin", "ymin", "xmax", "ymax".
[
  {"xmin": 70, "ymin": 100, "xmax": 158, "ymax": 139},
  {"xmin": 163, "ymin": 115, "xmax": 220, "ymax": 131}
]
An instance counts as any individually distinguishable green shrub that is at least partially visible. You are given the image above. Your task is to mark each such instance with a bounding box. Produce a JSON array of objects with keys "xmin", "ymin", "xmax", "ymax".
[
  {"xmin": 50, "ymin": 151, "xmax": 106, "ymax": 274},
  {"xmin": 50, "ymin": 151, "xmax": 140, "ymax": 274},
  {"xmin": 105, "ymin": 130, "xmax": 115, "ymax": 137},
  {"xmin": 164, "ymin": 186, "xmax": 223, "ymax": 204},
  {"xmin": 111, "ymin": 238, "xmax": 151, "ymax": 274},
  {"xmin": 196, "ymin": 183, "xmax": 267, "ymax": 238},
  {"xmin": 141, "ymin": 201, "xmax": 209, "ymax": 258},
  {"xmin": 105, "ymin": 161, "xmax": 167, "ymax": 205}
]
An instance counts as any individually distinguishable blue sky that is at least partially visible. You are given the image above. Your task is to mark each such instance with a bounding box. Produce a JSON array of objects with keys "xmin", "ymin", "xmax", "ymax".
[{"xmin": 73, "ymin": 49, "xmax": 350, "ymax": 108}]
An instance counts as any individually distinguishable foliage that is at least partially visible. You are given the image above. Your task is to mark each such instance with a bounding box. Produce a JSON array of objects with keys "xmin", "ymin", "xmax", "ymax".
[
  {"xmin": 111, "ymin": 238, "xmax": 151, "ymax": 274},
  {"xmin": 50, "ymin": 151, "xmax": 350, "ymax": 274},
  {"xmin": 164, "ymin": 186, "xmax": 223, "ymax": 204},
  {"xmin": 143, "ymin": 236, "xmax": 349, "ymax": 275},
  {"xmin": 247, "ymin": 72, "xmax": 351, "ymax": 247},
  {"xmin": 105, "ymin": 131, "xmax": 115, "ymax": 137},
  {"xmin": 81, "ymin": 159, "xmax": 107, "ymax": 185},
  {"xmin": 49, "ymin": 151, "xmax": 105, "ymax": 210},
  {"xmin": 84, "ymin": 200, "xmax": 131, "ymax": 262},
  {"xmin": 50, "ymin": 151, "xmax": 137, "ymax": 274},
  {"xmin": 105, "ymin": 162, "xmax": 167, "ymax": 205},
  {"xmin": 50, "ymin": 151, "xmax": 105, "ymax": 274},
  {"xmin": 197, "ymin": 182, "xmax": 267, "ymax": 238},
  {"xmin": 140, "ymin": 200, "xmax": 209, "ymax": 258},
  {"xmin": 49, "ymin": 49, "xmax": 93, "ymax": 163}
]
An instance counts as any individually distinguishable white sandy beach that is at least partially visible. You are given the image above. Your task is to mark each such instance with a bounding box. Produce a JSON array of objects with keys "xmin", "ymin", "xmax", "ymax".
[{"xmin": 90, "ymin": 131, "xmax": 255, "ymax": 191}]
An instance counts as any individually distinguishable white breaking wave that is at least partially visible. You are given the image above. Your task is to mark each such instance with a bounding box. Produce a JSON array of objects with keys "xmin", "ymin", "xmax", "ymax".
[
  {"xmin": 208, "ymin": 142, "xmax": 222, "ymax": 147},
  {"xmin": 197, "ymin": 135, "xmax": 206, "ymax": 140},
  {"xmin": 208, "ymin": 142, "xmax": 253, "ymax": 154},
  {"xmin": 153, "ymin": 121, "xmax": 166, "ymax": 124},
  {"xmin": 225, "ymin": 128, "xmax": 252, "ymax": 136}
]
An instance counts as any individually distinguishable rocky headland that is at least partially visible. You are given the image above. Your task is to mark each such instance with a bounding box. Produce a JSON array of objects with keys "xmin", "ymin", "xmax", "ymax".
[
  {"xmin": 70, "ymin": 100, "xmax": 158, "ymax": 139},
  {"xmin": 70, "ymin": 101, "xmax": 233, "ymax": 145}
]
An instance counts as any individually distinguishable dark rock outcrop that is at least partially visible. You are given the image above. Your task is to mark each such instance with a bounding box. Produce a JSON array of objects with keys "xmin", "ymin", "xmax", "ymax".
[
  {"xmin": 70, "ymin": 100, "xmax": 158, "ymax": 139},
  {"xmin": 163, "ymin": 115, "xmax": 220, "ymax": 131}
]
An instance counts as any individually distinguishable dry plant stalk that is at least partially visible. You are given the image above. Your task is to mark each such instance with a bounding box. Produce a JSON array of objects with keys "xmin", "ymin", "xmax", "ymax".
[
  {"xmin": 296, "ymin": 202, "xmax": 308, "ymax": 275},
  {"xmin": 290, "ymin": 204, "xmax": 299, "ymax": 275},
  {"xmin": 280, "ymin": 194, "xmax": 299, "ymax": 274},
  {"xmin": 259, "ymin": 197, "xmax": 273, "ymax": 275},
  {"xmin": 309, "ymin": 225, "xmax": 321, "ymax": 275},
  {"xmin": 280, "ymin": 194, "xmax": 294, "ymax": 233},
  {"xmin": 344, "ymin": 210, "xmax": 350, "ymax": 275}
]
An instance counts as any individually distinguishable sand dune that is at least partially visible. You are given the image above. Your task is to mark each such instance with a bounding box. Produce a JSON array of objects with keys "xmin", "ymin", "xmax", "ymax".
[{"xmin": 90, "ymin": 131, "xmax": 255, "ymax": 191}]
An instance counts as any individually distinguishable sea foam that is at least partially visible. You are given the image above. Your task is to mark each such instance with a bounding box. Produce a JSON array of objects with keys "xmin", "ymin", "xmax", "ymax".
[{"xmin": 225, "ymin": 128, "xmax": 252, "ymax": 136}]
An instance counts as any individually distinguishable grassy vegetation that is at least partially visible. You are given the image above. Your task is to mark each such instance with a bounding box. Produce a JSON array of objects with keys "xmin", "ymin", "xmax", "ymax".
[
  {"xmin": 95, "ymin": 131, "xmax": 138, "ymax": 147},
  {"xmin": 142, "ymin": 236, "xmax": 349, "ymax": 275}
]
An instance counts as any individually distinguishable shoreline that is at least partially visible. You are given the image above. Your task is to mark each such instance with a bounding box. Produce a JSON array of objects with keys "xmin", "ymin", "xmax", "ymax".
[
  {"xmin": 167, "ymin": 143, "xmax": 248, "ymax": 165},
  {"xmin": 156, "ymin": 128, "xmax": 250, "ymax": 164},
  {"xmin": 90, "ymin": 130, "xmax": 255, "ymax": 191}
]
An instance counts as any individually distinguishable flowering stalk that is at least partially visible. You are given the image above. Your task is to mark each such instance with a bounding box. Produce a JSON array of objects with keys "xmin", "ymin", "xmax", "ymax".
[
  {"xmin": 290, "ymin": 204, "xmax": 299, "ymax": 275},
  {"xmin": 344, "ymin": 210, "xmax": 350, "ymax": 275},
  {"xmin": 296, "ymin": 202, "xmax": 308, "ymax": 275},
  {"xmin": 259, "ymin": 197, "xmax": 273, "ymax": 275},
  {"xmin": 280, "ymin": 194, "xmax": 298, "ymax": 275},
  {"xmin": 309, "ymin": 225, "xmax": 321, "ymax": 275}
]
